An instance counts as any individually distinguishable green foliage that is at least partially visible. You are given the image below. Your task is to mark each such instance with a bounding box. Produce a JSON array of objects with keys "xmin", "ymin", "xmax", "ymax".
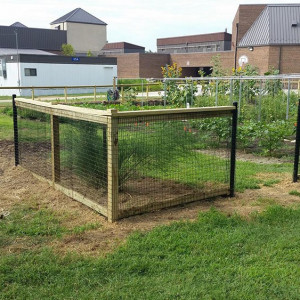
[
  {"xmin": 86, "ymin": 50, "xmax": 94, "ymax": 57},
  {"xmin": 257, "ymin": 120, "xmax": 292, "ymax": 155},
  {"xmin": 289, "ymin": 190, "xmax": 300, "ymax": 197},
  {"xmin": 117, "ymin": 79, "xmax": 161, "ymax": 92},
  {"xmin": 123, "ymin": 87, "xmax": 138, "ymax": 103},
  {"xmin": 2, "ymin": 206, "xmax": 300, "ymax": 299},
  {"xmin": 194, "ymin": 117, "xmax": 231, "ymax": 146},
  {"xmin": 264, "ymin": 67, "xmax": 283, "ymax": 96},
  {"xmin": 237, "ymin": 120, "xmax": 258, "ymax": 149},
  {"xmin": 161, "ymin": 63, "xmax": 197, "ymax": 107},
  {"xmin": 61, "ymin": 43, "xmax": 75, "ymax": 56},
  {"xmin": 209, "ymin": 54, "xmax": 228, "ymax": 77}
]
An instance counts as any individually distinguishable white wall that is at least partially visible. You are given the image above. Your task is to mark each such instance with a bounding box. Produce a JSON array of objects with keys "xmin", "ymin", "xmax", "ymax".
[
  {"xmin": 0, "ymin": 62, "xmax": 21, "ymax": 96},
  {"xmin": 0, "ymin": 61, "xmax": 117, "ymax": 96}
]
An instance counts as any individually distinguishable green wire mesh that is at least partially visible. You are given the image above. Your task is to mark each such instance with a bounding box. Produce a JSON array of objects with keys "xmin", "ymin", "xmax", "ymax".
[
  {"xmin": 117, "ymin": 114, "xmax": 232, "ymax": 218},
  {"xmin": 18, "ymin": 108, "xmax": 52, "ymax": 180}
]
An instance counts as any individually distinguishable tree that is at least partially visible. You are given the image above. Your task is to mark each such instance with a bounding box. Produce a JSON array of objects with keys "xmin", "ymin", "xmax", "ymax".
[
  {"xmin": 87, "ymin": 50, "xmax": 94, "ymax": 57},
  {"xmin": 61, "ymin": 43, "xmax": 75, "ymax": 56}
]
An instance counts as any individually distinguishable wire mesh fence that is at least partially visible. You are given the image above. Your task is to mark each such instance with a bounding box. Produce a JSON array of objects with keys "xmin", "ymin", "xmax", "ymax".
[
  {"xmin": 18, "ymin": 108, "xmax": 52, "ymax": 180},
  {"xmin": 117, "ymin": 114, "xmax": 233, "ymax": 218},
  {"xmin": 58, "ymin": 118, "xmax": 108, "ymax": 208},
  {"xmin": 13, "ymin": 97, "xmax": 237, "ymax": 221}
]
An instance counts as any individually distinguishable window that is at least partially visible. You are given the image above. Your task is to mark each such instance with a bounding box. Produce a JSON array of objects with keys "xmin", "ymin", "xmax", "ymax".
[{"xmin": 25, "ymin": 68, "xmax": 37, "ymax": 76}]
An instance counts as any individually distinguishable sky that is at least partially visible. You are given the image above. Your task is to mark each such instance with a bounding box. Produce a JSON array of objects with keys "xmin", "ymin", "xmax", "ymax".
[{"xmin": 2, "ymin": 0, "xmax": 299, "ymax": 51}]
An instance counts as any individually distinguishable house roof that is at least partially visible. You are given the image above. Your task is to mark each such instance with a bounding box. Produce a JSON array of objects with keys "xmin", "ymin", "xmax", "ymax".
[
  {"xmin": 239, "ymin": 4, "xmax": 300, "ymax": 47},
  {"xmin": 10, "ymin": 22, "xmax": 27, "ymax": 28},
  {"xmin": 157, "ymin": 32, "xmax": 232, "ymax": 46},
  {"xmin": 50, "ymin": 8, "xmax": 107, "ymax": 26},
  {"xmin": 102, "ymin": 42, "xmax": 145, "ymax": 50}
]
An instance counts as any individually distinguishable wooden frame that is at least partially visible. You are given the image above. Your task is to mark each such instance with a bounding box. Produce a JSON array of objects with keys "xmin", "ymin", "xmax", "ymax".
[{"xmin": 15, "ymin": 99, "xmax": 236, "ymax": 222}]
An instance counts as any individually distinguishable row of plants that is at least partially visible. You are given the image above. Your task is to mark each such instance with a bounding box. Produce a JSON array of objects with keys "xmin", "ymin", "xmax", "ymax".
[
  {"xmin": 117, "ymin": 78, "xmax": 162, "ymax": 92},
  {"xmin": 159, "ymin": 59, "xmax": 299, "ymax": 158},
  {"xmin": 193, "ymin": 118, "xmax": 295, "ymax": 157}
]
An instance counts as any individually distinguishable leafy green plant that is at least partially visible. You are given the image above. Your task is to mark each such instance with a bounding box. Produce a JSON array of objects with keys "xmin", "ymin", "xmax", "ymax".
[
  {"xmin": 161, "ymin": 63, "xmax": 197, "ymax": 107},
  {"xmin": 61, "ymin": 43, "xmax": 75, "ymax": 56},
  {"xmin": 237, "ymin": 120, "xmax": 259, "ymax": 150},
  {"xmin": 264, "ymin": 67, "xmax": 282, "ymax": 96},
  {"xmin": 123, "ymin": 87, "xmax": 138, "ymax": 103},
  {"xmin": 257, "ymin": 120, "xmax": 292, "ymax": 156}
]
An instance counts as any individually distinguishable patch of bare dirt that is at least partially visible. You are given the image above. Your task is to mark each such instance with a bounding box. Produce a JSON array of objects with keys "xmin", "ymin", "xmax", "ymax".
[{"xmin": 1, "ymin": 139, "xmax": 300, "ymax": 257}]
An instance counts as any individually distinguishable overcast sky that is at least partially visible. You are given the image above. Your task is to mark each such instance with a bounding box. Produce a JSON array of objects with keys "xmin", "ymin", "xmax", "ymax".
[{"xmin": 2, "ymin": 0, "xmax": 299, "ymax": 51}]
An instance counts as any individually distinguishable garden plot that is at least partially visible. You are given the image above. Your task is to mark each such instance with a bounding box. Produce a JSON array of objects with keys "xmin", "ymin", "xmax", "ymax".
[{"xmin": 13, "ymin": 100, "xmax": 236, "ymax": 221}]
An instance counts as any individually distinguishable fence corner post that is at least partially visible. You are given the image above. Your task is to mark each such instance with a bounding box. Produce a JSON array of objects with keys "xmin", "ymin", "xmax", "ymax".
[
  {"xmin": 51, "ymin": 114, "xmax": 60, "ymax": 184},
  {"xmin": 230, "ymin": 102, "xmax": 238, "ymax": 197},
  {"xmin": 107, "ymin": 109, "xmax": 119, "ymax": 222},
  {"xmin": 12, "ymin": 94, "xmax": 19, "ymax": 166},
  {"xmin": 293, "ymin": 99, "xmax": 300, "ymax": 182}
]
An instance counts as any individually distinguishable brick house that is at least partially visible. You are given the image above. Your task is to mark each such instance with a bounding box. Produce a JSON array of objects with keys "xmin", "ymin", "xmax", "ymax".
[{"xmin": 115, "ymin": 3, "xmax": 300, "ymax": 78}]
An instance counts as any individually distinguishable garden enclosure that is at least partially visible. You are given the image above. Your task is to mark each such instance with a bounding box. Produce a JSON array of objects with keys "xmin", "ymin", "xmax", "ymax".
[{"xmin": 13, "ymin": 96, "xmax": 237, "ymax": 221}]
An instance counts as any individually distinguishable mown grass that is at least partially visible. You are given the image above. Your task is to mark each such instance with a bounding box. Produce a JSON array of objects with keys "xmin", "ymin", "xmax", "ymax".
[
  {"xmin": 0, "ymin": 111, "xmax": 13, "ymax": 140},
  {"xmin": 1, "ymin": 205, "xmax": 300, "ymax": 299},
  {"xmin": 0, "ymin": 204, "xmax": 101, "ymax": 250}
]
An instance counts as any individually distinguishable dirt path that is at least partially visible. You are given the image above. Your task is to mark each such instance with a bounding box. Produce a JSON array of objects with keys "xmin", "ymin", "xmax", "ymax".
[{"xmin": 1, "ymin": 140, "xmax": 300, "ymax": 257}]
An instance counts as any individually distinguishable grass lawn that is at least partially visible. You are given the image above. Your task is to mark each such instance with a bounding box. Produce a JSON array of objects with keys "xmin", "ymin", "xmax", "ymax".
[
  {"xmin": 1, "ymin": 107, "xmax": 299, "ymax": 299},
  {"xmin": 0, "ymin": 111, "xmax": 13, "ymax": 140},
  {"xmin": 1, "ymin": 205, "xmax": 300, "ymax": 299}
]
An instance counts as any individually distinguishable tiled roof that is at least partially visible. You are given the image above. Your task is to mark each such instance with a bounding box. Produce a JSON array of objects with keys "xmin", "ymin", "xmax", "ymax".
[{"xmin": 50, "ymin": 8, "xmax": 107, "ymax": 25}]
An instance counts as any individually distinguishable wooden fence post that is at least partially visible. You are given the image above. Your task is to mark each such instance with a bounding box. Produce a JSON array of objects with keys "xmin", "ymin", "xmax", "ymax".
[
  {"xmin": 146, "ymin": 84, "xmax": 149, "ymax": 101},
  {"xmin": 64, "ymin": 87, "xmax": 67, "ymax": 103},
  {"xmin": 107, "ymin": 109, "xmax": 119, "ymax": 222},
  {"xmin": 51, "ymin": 115, "xmax": 60, "ymax": 184}
]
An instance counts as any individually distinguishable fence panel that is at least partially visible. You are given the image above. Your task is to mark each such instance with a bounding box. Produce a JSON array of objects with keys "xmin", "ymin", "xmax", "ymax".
[
  {"xmin": 117, "ymin": 112, "xmax": 234, "ymax": 218},
  {"xmin": 18, "ymin": 108, "xmax": 52, "ymax": 180}
]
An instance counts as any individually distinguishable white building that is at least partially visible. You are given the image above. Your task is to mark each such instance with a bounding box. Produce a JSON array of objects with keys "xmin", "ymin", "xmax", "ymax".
[{"xmin": 0, "ymin": 54, "xmax": 117, "ymax": 96}]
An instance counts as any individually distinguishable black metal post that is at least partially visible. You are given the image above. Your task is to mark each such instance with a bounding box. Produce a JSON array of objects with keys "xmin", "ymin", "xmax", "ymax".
[
  {"xmin": 293, "ymin": 99, "xmax": 300, "ymax": 182},
  {"xmin": 230, "ymin": 102, "xmax": 238, "ymax": 197},
  {"xmin": 12, "ymin": 94, "xmax": 19, "ymax": 166}
]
